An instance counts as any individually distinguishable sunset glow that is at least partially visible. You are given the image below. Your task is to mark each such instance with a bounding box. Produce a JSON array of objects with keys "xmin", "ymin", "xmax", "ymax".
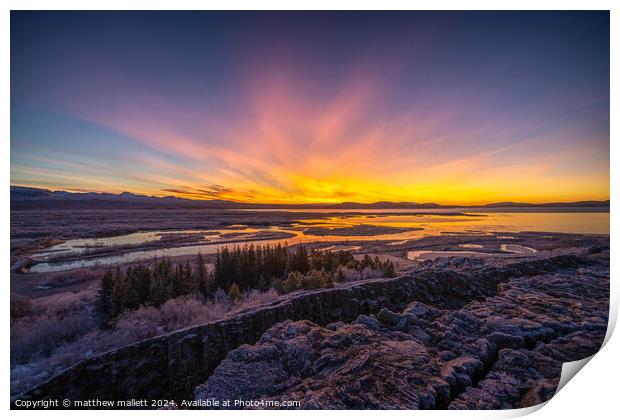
[{"xmin": 11, "ymin": 12, "xmax": 609, "ymax": 204}]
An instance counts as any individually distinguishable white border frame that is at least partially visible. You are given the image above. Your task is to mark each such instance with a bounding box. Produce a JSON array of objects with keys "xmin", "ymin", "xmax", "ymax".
[{"xmin": 2, "ymin": 2, "xmax": 616, "ymax": 419}]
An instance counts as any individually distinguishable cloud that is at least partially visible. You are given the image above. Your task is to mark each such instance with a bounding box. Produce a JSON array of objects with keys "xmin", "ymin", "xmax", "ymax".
[{"xmin": 160, "ymin": 184, "xmax": 257, "ymax": 201}]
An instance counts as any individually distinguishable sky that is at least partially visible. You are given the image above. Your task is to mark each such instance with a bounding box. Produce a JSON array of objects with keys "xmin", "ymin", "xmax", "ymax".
[{"xmin": 10, "ymin": 11, "xmax": 610, "ymax": 204}]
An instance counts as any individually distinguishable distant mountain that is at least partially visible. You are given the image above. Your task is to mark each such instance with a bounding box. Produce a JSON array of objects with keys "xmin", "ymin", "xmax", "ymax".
[
  {"xmin": 327, "ymin": 201, "xmax": 444, "ymax": 209},
  {"xmin": 9, "ymin": 186, "xmax": 316, "ymax": 209},
  {"xmin": 10, "ymin": 186, "xmax": 610, "ymax": 210},
  {"xmin": 11, "ymin": 186, "xmax": 186, "ymax": 203},
  {"xmin": 326, "ymin": 200, "xmax": 609, "ymax": 209},
  {"xmin": 10, "ymin": 186, "xmax": 239, "ymax": 207},
  {"xmin": 10, "ymin": 186, "xmax": 54, "ymax": 200},
  {"xmin": 484, "ymin": 200, "xmax": 610, "ymax": 208}
]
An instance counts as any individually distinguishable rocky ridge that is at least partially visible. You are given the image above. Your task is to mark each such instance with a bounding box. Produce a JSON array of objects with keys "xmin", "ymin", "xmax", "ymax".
[
  {"xmin": 195, "ymin": 249, "xmax": 609, "ymax": 409},
  {"xmin": 14, "ymin": 246, "xmax": 608, "ymax": 409}
]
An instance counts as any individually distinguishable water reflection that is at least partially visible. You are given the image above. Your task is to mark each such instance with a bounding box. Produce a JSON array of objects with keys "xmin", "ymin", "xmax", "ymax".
[{"xmin": 28, "ymin": 211, "xmax": 609, "ymax": 273}]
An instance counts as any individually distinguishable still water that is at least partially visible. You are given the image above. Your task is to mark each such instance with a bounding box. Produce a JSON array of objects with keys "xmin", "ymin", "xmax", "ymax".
[{"xmin": 28, "ymin": 211, "xmax": 609, "ymax": 273}]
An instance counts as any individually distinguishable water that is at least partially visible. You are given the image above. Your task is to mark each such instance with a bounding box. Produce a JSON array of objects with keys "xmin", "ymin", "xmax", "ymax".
[
  {"xmin": 240, "ymin": 206, "xmax": 608, "ymax": 214},
  {"xmin": 407, "ymin": 242, "xmax": 538, "ymax": 261},
  {"xmin": 500, "ymin": 244, "xmax": 538, "ymax": 254},
  {"xmin": 297, "ymin": 212, "xmax": 609, "ymax": 235},
  {"xmin": 28, "ymin": 211, "xmax": 609, "ymax": 273},
  {"xmin": 35, "ymin": 230, "xmax": 223, "ymax": 256}
]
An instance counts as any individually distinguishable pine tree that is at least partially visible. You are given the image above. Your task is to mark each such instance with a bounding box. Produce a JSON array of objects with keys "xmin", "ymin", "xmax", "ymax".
[
  {"xmin": 111, "ymin": 266, "xmax": 128, "ymax": 317},
  {"xmin": 170, "ymin": 262, "xmax": 193, "ymax": 297},
  {"xmin": 255, "ymin": 246, "xmax": 264, "ymax": 281},
  {"xmin": 338, "ymin": 250, "xmax": 354, "ymax": 266},
  {"xmin": 336, "ymin": 268, "xmax": 345, "ymax": 282},
  {"xmin": 257, "ymin": 274, "xmax": 268, "ymax": 292},
  {"xmin": 134, "ymin": 264, "xmax": 152, "ymax": 305},
  {"xmin": 319, "ymin": 269, "xmax": 333, "ymax": 288},
  {"xmin": 374, "ymin": 256, "xmax": 381, "ymax": 270},
  {"xmin": 184, "ymin": 263, "xmax": 191, "ymax": 295},
  {"xmin": 170, "ymin": 265, "xmax": 183, "ymax": 298},
  {"xmin": 362, "ymin": 255, "xmax": 374, "ymax": 269},
  {"xmin": 124, "ymin": 267, "xmax": 139, "ymax": 309},
  {"xmin": 150, "ymin": 276, "xmax": 168, "ymax": 307},
  {"xmin": 215, "ymin": 247, "xmax": 233, "ymax": 291},
  {"xmin": 194, "ymin": 253, "xmax": 209, "ymax": 298},
  {"xmin": 150, "ymin": 258, "xmax": 172, "ymax": 305},
  {"xmin": 283, "ymin": 271, "xmax": 303, "ymax": 293},
  {"xmin": 290, "ymin": 245, "xmax": 309, "ymax": 274},
  {"xmin": 383, "ymin": 260, "xmax": 396, "ymax": 277},
  {"xmin": 96, "ymin": 269, "xmax": 114, "ymax": 319}
]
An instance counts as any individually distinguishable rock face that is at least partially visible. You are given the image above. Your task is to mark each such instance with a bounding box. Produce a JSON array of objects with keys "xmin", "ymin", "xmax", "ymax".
[
  {"xmin": 195, "ymin": 250, "xmax": 608, "ymax": 409},
  {"xmin": 15, "ymin": 247, "xmax": 608, "ymax": 409}
]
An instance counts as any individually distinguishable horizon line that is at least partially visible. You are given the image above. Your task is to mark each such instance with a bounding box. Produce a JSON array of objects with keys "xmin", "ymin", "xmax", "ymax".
[{"xmin": 10, "ymin": 184, "xmax": 610, "ymax": 207}]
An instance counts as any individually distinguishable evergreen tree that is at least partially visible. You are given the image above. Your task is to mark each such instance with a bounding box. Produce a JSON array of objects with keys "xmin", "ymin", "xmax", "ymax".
[
  {"xmin": 257, "ymin": 274, "xmax": 268, "ymax": 292},
  {"xmin": 255, "ymin": 246, "xmax": 264, "ymax": 282},
  {"xmin": 170, "ymin": 262, "xmax": 193, "ymax": 297},
  {"xmin": 283, "ymin": 271, "xmax": 303, "ymax": 293},
  {"xmin": 150, "ymin": 258, "xmax": 172, "ymax": 305},
  {"xmin": 150, "ymin": 276, "xmax": 168, "ymax": 307},
  {"xmin": 291, "ymin": 245, "xmax": 303, "ymax": 273},
  {"xmin": 95, "ymin": 243, "xmax": 398, "ymax": 317},
  {"xmin": 153, "ymin": 257, "xmax": 173, "ymax": 282},
  {"xmin": 124, "ymin": 267, "xmax": 140, "ymax": 309},
  {"xmin": 111, "ymin": 266, "xmax": 128, "ymax": 317},
  {"xmin": 170, "ymin": 265, "xmax": 183, "ymax": 298},
  {"xmin": 194, "ymin": 253, "xmax": 210, "ymax": 298},
  {"xmin": 133, "ymin": 264, "xmax": 152, "ymax": 305},
  {"xmin": 382, "ymin": 260, "xmax": 396, "ymax": 277},
  {"xmin": 362, "ymin": 255, "xmax": 375, "ymax": 269},
  {"xmin": 215, "ymin": 247, "xmax": 233, "ymax": 291},
  {"xmin": 96, "ymin": 269, "xmax": 114, "ymax": 319},
  {"xmin": 337, "ymin": 250, "xmax": 354, "ymax": 266},
  {"xmin": 319, "ymin": 269, "xmax": 333, "ymax": 288}
]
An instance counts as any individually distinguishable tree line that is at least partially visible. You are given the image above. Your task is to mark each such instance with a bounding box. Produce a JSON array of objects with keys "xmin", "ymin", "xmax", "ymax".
[
  {"xmin": 97, "ymin": 244, "xmax": 396, "ymax": 319},
  {"xmin": 97, "ymin": 254, "xmax": 210, "ymax": 319}
]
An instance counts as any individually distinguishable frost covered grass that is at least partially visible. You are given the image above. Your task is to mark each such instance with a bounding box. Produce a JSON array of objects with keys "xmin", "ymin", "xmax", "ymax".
[{"xmin": 10, "ymin": 287, "xmax": 280, "ymax": 395}]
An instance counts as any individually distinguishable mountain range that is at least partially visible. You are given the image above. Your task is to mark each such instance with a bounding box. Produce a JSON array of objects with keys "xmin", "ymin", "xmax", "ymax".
[{"xmin": 10, "ymin": 186, "xmax": 610, "ymax": 210}]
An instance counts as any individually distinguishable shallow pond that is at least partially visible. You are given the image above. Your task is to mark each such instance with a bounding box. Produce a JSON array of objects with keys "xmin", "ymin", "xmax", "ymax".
[{"xmin": 27, "ymin": 211, "xmax": 609, "ymax": 273}]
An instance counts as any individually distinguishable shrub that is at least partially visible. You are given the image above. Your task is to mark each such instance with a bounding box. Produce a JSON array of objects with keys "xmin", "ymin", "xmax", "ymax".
[
  {"xmin": 228, "ymin": 283, "xmax": 242, "ymax": 303},
  {"xmin": 11, "ymin": 289, "xmax": 281, "ymax": 396},
  {"xmin": 238, "ymin": 288, "xmax": 279, "ymax": 310},
  {"xmin": 338, "ymin": 267, "xmax": 362, "ymax": 282},
  {"xmin": 282, "ymin": 271, "xmax": 303, "ymax": 293},
  {"xmin": 361, "ymin": 267, "xmax": 384, "ymax": 280},
  {"xmin": 11, "ymin": 306, "xmax": 97, "ymax": 364},
  {"xmin": 10, "ymin": 294, "xmax": 33, "ymax": 319}
]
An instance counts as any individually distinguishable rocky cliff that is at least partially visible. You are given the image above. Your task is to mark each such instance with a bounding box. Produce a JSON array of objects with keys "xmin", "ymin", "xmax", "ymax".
[
  {"xmin": 196, "ymin": 255, "xmax": 608, "ymax": 409},
  {"xmin": 15, "ymin": 248, "xmax": 608, "ymax": 408}
]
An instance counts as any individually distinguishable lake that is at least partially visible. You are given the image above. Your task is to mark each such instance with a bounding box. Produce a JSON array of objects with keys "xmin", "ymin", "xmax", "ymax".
[{"xmin": 27, "ymin": 210, "xmax": 609, "ymax": 273}]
